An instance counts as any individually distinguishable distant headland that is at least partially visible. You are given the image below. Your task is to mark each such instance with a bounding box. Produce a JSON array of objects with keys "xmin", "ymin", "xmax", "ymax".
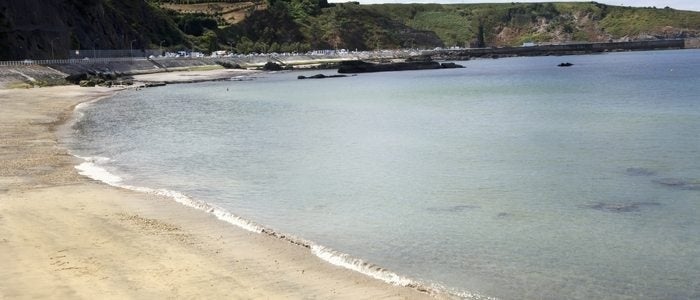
[{"xmin": 2, "ymin": 1, "xmax": 699, "ymax": 61}]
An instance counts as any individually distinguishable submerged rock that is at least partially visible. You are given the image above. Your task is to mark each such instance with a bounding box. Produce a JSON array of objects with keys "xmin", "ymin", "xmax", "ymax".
[
  {"xmin": 426, "ymin": 205, "xmax": 480, "ymax": 213},
  {"xmin": 625, "ymin": 167, "xmax": 657, "ymax": 176},
  {"xmin": 653, "ymin": 178, "xmax": 700, "ymax": 190},
  {"xmin": 586, "ymin": 202, "xmax": 661, "ymax": 213}
]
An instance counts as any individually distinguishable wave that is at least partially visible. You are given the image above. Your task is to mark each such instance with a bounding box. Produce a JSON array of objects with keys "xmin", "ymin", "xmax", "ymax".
[
  {"xmin": 74, "ymin": 157, "xmax": 267, "ymax": 234},
  {"xmin": 66, "ymin": 95, "xmax": 108, "ymax": 130}
]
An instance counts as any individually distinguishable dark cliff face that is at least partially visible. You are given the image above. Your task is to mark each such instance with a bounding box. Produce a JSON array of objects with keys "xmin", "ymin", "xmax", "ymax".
[{"xmin": 0, "ymin": 0, "xmax": 185, "ymax": 60}]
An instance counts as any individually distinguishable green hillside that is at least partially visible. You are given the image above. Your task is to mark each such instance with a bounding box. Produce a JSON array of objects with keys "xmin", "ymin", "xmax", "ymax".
[
  {"xmin": 1, "ymin": 1, "xmax": 699, "ymax": 59},
  {"xmin": 188, "ymin": 1, "xmax": 700, "ymax": 53}
]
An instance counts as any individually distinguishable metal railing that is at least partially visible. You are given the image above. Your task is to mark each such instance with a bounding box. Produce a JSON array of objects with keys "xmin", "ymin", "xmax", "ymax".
[{"xmin": 0, "ymin": 57, "xmax": 146, "ymax": 66}]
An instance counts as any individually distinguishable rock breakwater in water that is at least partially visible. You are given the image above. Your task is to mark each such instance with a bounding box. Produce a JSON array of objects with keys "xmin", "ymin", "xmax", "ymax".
[{"xmin": 337, "ymin": 60, "xmax": 464, "ymax": 73}]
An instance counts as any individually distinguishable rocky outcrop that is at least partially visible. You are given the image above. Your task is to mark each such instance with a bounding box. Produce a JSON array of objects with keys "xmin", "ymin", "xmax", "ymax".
[
  {"xmin": 262, "ymin": 62, "xmax": 284, "ymax": 71},
  {"xmin": 297, "ymin": 74, "xmax": 350, "ymax": 79},
  {"xmin": 337, "ymin": 60, "xmax": 464, "ymax": 74}
]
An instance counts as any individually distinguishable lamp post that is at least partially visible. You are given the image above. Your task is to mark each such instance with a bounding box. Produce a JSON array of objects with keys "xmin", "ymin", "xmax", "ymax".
[
  {"xmin": 159, "ymin": 40, "xmax": 166, "ymax": 56},
  {"xmin": 50, "ymin": 37, "xmax": 59, "ymax": 60},
  {"xmin": 130, "ymin": 39, "xmax": 137, "ymax": 58}
]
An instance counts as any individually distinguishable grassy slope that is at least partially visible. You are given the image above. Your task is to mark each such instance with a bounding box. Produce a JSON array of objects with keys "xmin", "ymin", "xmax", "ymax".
[
  {"xmin": 146, "ymin": 1, "xmax": 700, "ymax": 52},
  {"xmin": 313, "ymin": 2, "xmax": 700, "ymax": 48},
  {"xmin": 600, "ymin": 6, "xmax": 700, "ymax": 37}
]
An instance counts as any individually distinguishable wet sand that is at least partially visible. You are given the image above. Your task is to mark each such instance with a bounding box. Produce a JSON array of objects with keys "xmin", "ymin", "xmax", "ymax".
[{"xmin": 0, "ymin": 84, "xmax": 434, "ymax": 299}]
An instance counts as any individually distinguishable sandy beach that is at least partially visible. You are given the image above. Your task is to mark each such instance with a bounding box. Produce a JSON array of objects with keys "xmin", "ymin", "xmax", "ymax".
[
  {"xmin": 0, "ymin": 83, "xmax": 434, "ymax": 299},
  {"xmin": 131, "ymin": 68, "xmax": 259, "ymax": 84}
]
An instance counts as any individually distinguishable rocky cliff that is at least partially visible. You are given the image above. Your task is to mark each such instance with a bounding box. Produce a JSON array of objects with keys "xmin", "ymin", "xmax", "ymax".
[{"xmin": 0, "ymin": 0, "xmax": 185, "ymax": 60}]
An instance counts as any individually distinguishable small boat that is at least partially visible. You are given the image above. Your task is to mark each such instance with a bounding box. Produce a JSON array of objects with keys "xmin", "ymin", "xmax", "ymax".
[{"xmin": 558, "ymin": 62, "xmax": 574, "ymax": 67}]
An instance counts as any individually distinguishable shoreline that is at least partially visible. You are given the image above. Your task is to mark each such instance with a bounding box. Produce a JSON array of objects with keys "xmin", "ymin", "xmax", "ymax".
[
  {"xmin": 129, "ymin": 68, "xmax": 260, "ymax": 85},
  {"xmin": 0, "ymin": 83, "xmax": 439, "ymax": 299}
]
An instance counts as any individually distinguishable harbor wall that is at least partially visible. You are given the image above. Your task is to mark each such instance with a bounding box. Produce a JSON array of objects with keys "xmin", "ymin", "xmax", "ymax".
[{"xmin": 430, "ymin": 39, "xmax": 686, "ymax": 59}]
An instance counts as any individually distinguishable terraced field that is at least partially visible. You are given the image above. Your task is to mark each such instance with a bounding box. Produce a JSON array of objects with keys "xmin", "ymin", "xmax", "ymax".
[{"xmin": 160, "ymin": 1, "xmax": 265, "ymax": 24}]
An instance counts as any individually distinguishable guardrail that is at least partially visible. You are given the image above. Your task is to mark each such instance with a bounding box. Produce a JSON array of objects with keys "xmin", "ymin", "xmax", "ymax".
[
  {"xmin": 0, "ymin": 50, "xmax": 422, "ymax": 67},
  {"xmin": 0, "ymin": 57, "xmax": 145, "ymax": 66}
]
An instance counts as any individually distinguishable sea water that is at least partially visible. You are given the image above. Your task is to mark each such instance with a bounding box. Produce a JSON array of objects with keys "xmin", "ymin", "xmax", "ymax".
[{"xmin": 63, "ymin": 50, "xmax": 700, "ymax": 299}]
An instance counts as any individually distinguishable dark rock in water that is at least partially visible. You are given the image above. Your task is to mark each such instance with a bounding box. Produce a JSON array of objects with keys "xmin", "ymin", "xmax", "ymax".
[
  {"xmin": 558, "ymin": 62, "xmax": 574, "ymax": 67},
  {"xmin": 496, "ymin": 212, "xmax": 510, "ymax": 218},
  {"xmin": 338, "ymin": 60, "xmax": 464, "ymax": 74},
  {"xmin": 427, "ymin": 205, "xmax": 480, "ymax": 213},
  {"xmin": 625, "ymin": 167, "xmax": 657, "ymax": 176},
  {"xmin": 440, "ymin": 62, "xmax": 465, "ymax": 69},
  {"xmin": 653, "ymin": 178, "xmax": 700, "ymax": 190},
  {"xmin": 297, "ymin": 74, "xmax": 350, "ymax": 80},
  {"xmin": 262, "ymin": 61, "xmax": 283, "ymax": 71},
  {"xmin": 654, "ymin": 178, "xmax": 686, "ymax": 186},
  {"xmin": 586, "ymin": 202, "xmax": 661, "ymax": 213}
]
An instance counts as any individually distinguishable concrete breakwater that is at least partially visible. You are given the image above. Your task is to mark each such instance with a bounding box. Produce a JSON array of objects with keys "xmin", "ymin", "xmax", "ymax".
[{"xmin": 428, "ymin": 39, "xmax": 687, "ymax": 60}]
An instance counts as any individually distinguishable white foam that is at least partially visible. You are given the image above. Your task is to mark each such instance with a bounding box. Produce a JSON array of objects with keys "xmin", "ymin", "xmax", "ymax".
[
  {"xmin": 70, "ymin": 96, "xmax": 106, "ymax": 126},
  {"xmin": 75, "ymin": 161, "xmax": 123, "ymax": 185},
  {"xmin": 73, "ymin": 157, "xmax": 265, "ymax": 234},
  {"xmin": 310, "ymin": 244, "xmax": 419, "ymax": 287}
]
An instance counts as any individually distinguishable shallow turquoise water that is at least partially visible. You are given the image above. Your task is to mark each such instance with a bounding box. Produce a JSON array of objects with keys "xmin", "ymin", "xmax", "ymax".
[{"xmin": 66, "ymin": 50, "xmax": 700, "ymax": 299}]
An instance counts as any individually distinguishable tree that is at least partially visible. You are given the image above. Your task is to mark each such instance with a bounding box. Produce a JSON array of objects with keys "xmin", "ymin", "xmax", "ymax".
[
  {"xmin": 203, "ymin": 30, "xmax": 218, "ymax": 53},
  {"xmin": 476, "ymin": 22, "xmax": 486, "ymax": 48},
  {"xmin": 236, "ymin": 36, "xmax": 254, "ymax": 53}
]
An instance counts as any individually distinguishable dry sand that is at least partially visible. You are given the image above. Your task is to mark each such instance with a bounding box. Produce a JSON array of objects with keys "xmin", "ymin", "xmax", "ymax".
[{"xmin": 0, "ymin": 84, "xmax": 436, "ymax": 299}]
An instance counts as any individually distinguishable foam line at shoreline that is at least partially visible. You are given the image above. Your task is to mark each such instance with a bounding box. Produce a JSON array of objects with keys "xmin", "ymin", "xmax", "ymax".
[
  {"xmin": 70, "ymin": 157, "xmax": 455, "ymax": 296},
  {"xmin": 66, "ymin": 96, "xmax": 436, "ymax": 294},
  {"xmin": 66, "ymin": 89, "xmax": 495, "ymax": 300}
]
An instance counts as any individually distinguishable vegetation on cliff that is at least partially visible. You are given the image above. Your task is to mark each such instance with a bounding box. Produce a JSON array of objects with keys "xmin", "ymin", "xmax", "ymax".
[
  {"xmin": 1, "ymin": 1, "xmax": 699, "ymax": 60},
  {"xmin": 0, "ymin": 0, "xmax": 187, "ymax": 60}
]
